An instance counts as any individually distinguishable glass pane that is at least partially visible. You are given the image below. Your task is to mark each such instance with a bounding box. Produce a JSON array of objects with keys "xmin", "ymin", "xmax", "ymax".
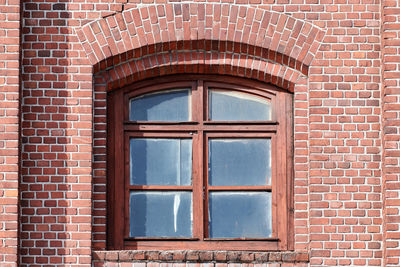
[
  {"xmin": 209, "ymin": 90, "xmax": 271, "ymax": 121},
  {"xmin": 208, "ymin": 138, "xmax": 271, "ymax": 186},
  {"xmin": 130, "ymin": 191, "xmax": 192, "ymax": 237},
  {"xmin": 130, "ymin": 89, "xmax": 191, "ymax": 121},
  {"xmin": 130, "ymin": 138, "xmax": 192, "ymax": 185},
  {"xmin": 209, "ymin": 192, "xmax": 272, "ymax": 238}
]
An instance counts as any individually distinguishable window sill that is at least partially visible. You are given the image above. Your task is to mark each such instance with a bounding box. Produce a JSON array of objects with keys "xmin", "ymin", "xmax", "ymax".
[{"xmin": 92, "ymin": 250, "xmax": 309, "ymax": 264}]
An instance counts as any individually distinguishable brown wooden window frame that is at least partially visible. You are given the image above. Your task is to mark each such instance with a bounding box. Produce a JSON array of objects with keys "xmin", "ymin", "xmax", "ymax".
[{"xmin": 107, "ymin": 75, "xmax": 294, "ymax": 251}]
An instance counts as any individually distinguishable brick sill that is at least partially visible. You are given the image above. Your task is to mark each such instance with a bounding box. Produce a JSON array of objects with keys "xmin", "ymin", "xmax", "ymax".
[{"xmin": 93, "ymin": 250, "xmax": 309, "ymax": 263}]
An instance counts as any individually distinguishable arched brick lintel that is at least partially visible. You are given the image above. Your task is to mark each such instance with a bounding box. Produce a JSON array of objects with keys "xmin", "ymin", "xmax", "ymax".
[
  {"xmin": 77, "ymin": 3, "xmax": 325, "ymax": 91},
  {"xmin": 101, "ymin": 50, "xmax": 303, "ymax": 92}
]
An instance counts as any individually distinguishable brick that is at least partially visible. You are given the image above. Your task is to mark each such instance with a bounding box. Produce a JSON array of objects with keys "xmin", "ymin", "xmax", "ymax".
[{"xmin": 1, "ymin": 1, "xmax": 390, "ymax": 267}]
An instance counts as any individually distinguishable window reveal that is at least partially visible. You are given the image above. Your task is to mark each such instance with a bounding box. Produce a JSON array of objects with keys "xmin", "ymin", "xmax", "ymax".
[{"xmin": 108, "ymin": 76, "xmax": 293, "ymax": 250}]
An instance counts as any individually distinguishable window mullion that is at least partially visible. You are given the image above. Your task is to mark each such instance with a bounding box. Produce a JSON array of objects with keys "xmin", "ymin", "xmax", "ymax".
[
  {"xmin": 192, "ymin": 80, "xmax": 205, "ymax": 240},
  {"xmin": 203, "ymin": 132, "xmax": 209, "ymax": 239},
  {"xmin": 192, "ymin": 131, "xmax": 204, "ymax": 239},
  {"xmin": 198, "ymin": 79, "xmax": 205, "ymax": 123}
]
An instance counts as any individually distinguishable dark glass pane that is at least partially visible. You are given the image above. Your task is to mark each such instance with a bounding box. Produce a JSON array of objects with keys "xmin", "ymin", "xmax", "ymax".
[
  {"xmin": 209, "ymin": 192, "xmax": 272, "ymax": 238},
  {"xmin": 209, "ymin": 90, "xmax": 271, "ymax": 121},
  {"xmin": 130, "ymin": 191, "xmax": 192, "ymax": 237},
  {"xmin": 130, "ymin": 89, "xmax": 191, "ymax": 121},
  {"xmin": 130, "ymin": 138, "xmax": 192, "ymax": 185},
  {"xmin": 208, "ymin": 138, "xmax": 271, "ymax": 186}
]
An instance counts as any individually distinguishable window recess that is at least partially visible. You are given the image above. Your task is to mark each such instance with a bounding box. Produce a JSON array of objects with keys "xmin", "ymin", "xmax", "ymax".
[{"xmin": 108, "ymin": 75, "xmax": 293, "ymax": 251}]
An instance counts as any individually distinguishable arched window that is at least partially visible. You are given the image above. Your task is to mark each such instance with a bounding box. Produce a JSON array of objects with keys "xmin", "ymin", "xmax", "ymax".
[{"xmin": 107, "ymin": 75, "xmax": 293, "ymax": 250}]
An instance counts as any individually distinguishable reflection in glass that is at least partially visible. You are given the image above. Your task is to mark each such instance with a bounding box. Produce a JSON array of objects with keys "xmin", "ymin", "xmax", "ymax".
[
  {"xmin": 208, "ymin": 138, "xmax": 271, "ymax": 186},
  {"xmin": 130, "ymin": 191, "xmax": 192, "ymax": 237},
  {"xmin": 130, "ymin": 89, "xmax": 191, "ymax": 121},
  {"xmin": 130, "ymin": 138, "xmax": 192, "ymax": 185},
  {"xmin": 209, "ymin": 192, "xmax": 272, "ymax": 238},
  {"xmin": 209, "ymin": 90, "xmax": 271, "ymax": 121}
]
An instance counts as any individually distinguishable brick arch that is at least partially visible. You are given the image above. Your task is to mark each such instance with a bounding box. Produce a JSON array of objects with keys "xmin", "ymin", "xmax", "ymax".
[{"xmin": 76, "ymin": 3, "xmax": 325, "ymax": 92}]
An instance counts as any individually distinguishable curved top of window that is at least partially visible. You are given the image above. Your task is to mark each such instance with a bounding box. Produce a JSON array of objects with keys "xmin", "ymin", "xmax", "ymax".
[
  {"xmin": 129, "ymin": 85, "xmax": 272, "ymax": 122},
  {"xmin": 129, "ymin": 89, "xmax": 192, "ymax": 122},
  {"xmin": 208, "ymin": 90, "xmax": 271, "ymax": 121}
]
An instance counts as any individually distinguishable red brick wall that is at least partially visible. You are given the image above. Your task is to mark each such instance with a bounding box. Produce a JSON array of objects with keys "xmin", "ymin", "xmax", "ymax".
[
  {"xmin": 0, "ymin": 0, "xmax": 397, "ymax": 265},
  {"xmin": 0, "ymin": 0, "xmax": 21, "ymax": 265},
  {"xmin": 382, "ymin": 0, "xmax": 400, "ymax": 265},
  {"xmin": 20, "ymin": 1, "xmax": 93, "ymax": 265},
  {"xmin": 307, "ymin": 2, "xmax": 382, "ymax": 266}
]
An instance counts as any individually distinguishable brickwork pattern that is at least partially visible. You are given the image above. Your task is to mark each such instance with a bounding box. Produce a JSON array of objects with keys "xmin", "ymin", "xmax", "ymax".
[
  {"xmin": 307, "ymin": 0, "xmax": 383, "ymax": 265},
  {"xmin": 382, "ymin": 0, "xmax": 400, "ymax": 265},
  {"xmin": 84, "ymin": 2, "xmax": 383, "ymax": 267},
  {"xmin": 4, "ymin": 0, "xmax": 393, "ymax": 266},
  {"xmin": 76, "ymin": 4, "xmax": 324, "ymax": 92},
  {"xmin": 20, "ymin": 0, "xmax": 93, "ymax": 265},
  {"xmin": 0, "ymin": 0, "xmax": 21, "ymax": 265}
]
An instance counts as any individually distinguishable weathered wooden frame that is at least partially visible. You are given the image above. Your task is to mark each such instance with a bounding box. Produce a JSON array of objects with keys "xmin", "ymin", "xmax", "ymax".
[{"xmin": 107, "ymin": 75, "xmax": 293, "ymax": 251}]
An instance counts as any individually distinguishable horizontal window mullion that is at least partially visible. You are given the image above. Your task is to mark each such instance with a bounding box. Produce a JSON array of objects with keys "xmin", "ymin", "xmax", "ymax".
[
  {"xmin": 203, "ymin": 237, "xmax": 278, "ymax": 241},
  {"xmin": 203, "ymin": 126, "xmax": 277, "ymax": 132},
  {"xmin": 124, "ymin": 126, "xmax": 277, "ymax": 133},
  {"xmin": 204, "ymin": 132, "xmax": 276, "ymax": 138},
  {"xmin": 128, "ymin": 185, "xmax": 193, "ymax": 191},
  {"xmin": 125, "ymin": 237, "xmax": 199, "ymax": 241},
  {"xmin": 124, "ymin": 121, "xmax": 278, "ymax": 125},
  {"xmin": 207, "ymin": 186, "xmax": 272, "ymax": 191},
  {"xmin": 125, "ymin": 131, "xmax": 195, "ymax": 138},
  {"xmin": 124, "ymin": 124, "xmax": 199, "ymax": 132},
  {"xmin": 124, "ymin": 121, "xmax": 199, "ymax": 125},
  {"xmin": 124, "ymin": 124, "xmax": 277, "ymax": 130},
  {"xmin": 204, "ymin": 121, "xmax": 278, "ymax": 125}
]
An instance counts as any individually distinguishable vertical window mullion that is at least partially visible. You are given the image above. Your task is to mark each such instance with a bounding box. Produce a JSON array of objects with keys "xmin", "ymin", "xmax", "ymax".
[
  {"xmin": 192, "ymin": 80, "xmax": 204, "ymax": 123},
  {"xmin": 277, "ymin": 92, "xmax": 290, "ymax": 249},
  {"xmin": 271, "ymin": 133, "xmax": 278, "ymax": 239},
  {"xmin": 124, "ymin": 133, "xmax": 131, "ymax": 240},
  {"xmin": 112, "ymin": 89, "xmax": 126, "ymax": 249},
  {"xmin": 203, "ymin": 133, "xmax": 210, "ymax": 238},
  {"xmin": 186, "ymin": 79, "xmax": 205, "ymax": 240},
  {"xmin": 192, "ymin": 131, "xmax": 203, "ymax": 239}
]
